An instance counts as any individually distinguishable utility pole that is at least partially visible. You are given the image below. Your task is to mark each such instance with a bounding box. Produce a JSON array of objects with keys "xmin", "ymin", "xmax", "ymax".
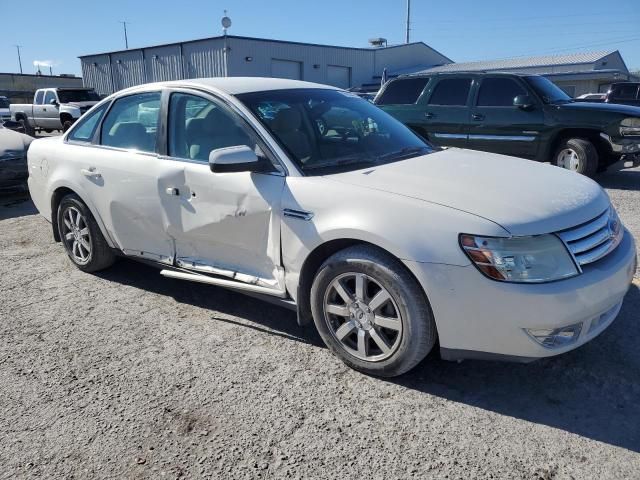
[
  {"xmin": 15, "ymin": 45, "xmax": 23, "ymax": 74},
  {"xmin": 119, "ymin": 21, "xmax": 129, "ymax": 49},
  {"xmin": 405, "ymin": 0, "xmax": 411, "ymax": 44}
]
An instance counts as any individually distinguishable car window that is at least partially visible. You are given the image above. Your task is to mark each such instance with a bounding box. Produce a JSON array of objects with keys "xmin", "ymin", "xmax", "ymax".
[
  {"xmin": 44, "ymin": 91, "xmax": 57, "ymax": 105},
  {"xmin": 100, "ymin": 92, "xmax": 160, "ymax": 153},
  {"xmin": 611, "ymin": 84, "xmax": 639, "ymax": 100},
  {"xmin": 376, "ymin": 78, "xmax": 430, "ymax": 105},
  {"xmin": 168, "ymin": 92, "xmax": 256, "ymax": 162},
  {"xmin": 67, "ymin": 103, "xmax": 109, "ymax": 143},
  {"xmin": 238, "ymin": 88, "xmax": 432, "ymax": 176},
  {"xmin": 477, "ymin": 78, "xmax": 527, "ymax": 107},
  {"xmin": 428, "ymin": 78, "xmax": 472, "ymax": 106},
  {"xmin": 35, "ymin": 91, "xmax": 44, "ymax": 105}
]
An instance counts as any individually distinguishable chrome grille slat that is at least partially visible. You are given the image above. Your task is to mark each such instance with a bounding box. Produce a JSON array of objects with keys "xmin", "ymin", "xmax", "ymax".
[
  {"xmin": 556, "ymin": 208, "xmax": 622, "ymax": 267},
  {"xmin": 557, "ymin": 210, "xmax": 608, "ymax": 243},
  {"xmin": 568, "ymin": 226, "xmax": 611, "ymax": 254}
]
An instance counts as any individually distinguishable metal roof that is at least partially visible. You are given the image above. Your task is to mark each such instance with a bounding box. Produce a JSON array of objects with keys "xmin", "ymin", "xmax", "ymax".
[{"xmin": 418, "ymin": 50, "xmax": 615, "ymax": 73}]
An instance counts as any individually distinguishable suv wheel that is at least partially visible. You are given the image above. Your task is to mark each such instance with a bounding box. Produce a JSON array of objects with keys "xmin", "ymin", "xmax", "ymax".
[
  {"xmin": 553, "ymin": 138, "xmax": 598, "ymax": 177},
  {"xmin": 57, "ymin": 194, "xmax": 115, "ymax": 272},
  {"xmin": 310, "ymin": 245, "xmax": 437, "ymax": 377}
]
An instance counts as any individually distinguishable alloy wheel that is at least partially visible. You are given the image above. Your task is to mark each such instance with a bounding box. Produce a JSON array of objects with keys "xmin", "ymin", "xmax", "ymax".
[
  {"xmin": 61, "ymin": 206, "xmax": 92, "ymax": 265},
  {"xmin": 557, "ymin": 148, "xmax": 582, "ymax": 171},
  {"xmin": 323, "ymin": 272, "xmax": 403, "ymax": 362}
]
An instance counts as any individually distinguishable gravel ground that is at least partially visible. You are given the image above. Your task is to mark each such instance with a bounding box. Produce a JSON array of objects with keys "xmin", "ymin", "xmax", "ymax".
[{"xmin": 0, "ymin": 166, "xmax": 639, "ymax": 479}]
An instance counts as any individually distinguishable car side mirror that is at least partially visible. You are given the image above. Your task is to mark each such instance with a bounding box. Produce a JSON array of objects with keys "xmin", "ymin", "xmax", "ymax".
[
  {"xmin": 209, "ymin": 145, "xmax": 273, "ymax": 173},
  {"xmin": 49, "ymin": 98, "xmax": 59, "ymax": 106},
  {"xmin": 513, "ymin": 94, "xmax": 534, "ymax": 110}
]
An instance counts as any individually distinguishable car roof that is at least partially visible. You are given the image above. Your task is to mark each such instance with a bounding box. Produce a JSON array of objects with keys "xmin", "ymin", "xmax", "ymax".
[
  {"xmin": 117, "ymin": 77, "xmax": 336, "ymax": 96},
  {"xmin": 397, "ymin": 71, "xmax": 537, "ymax": 79}
]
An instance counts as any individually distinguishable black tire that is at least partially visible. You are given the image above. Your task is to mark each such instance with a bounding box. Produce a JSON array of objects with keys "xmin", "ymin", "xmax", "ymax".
[
  {"xmin": 310, "ymin": 245, "xmax": 437, "ymax": 377},
  {"xmin": 57, "ymin": 194, "xmax": 115, "ymax": 272},
  {"xmin": 62, "ymin": 119, "xmax": 73, "ymax": 132},
  {"xmin": 553, "ymin": 138, "xmax": 598, "ymax": 177},
  {"xmin": 18, "ymin": 118, "xmax": 34, "ymax": 137}
]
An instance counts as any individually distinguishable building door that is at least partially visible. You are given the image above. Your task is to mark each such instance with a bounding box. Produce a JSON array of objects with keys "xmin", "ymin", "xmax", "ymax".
[
  {"xmin": 327, "ymin": 65, "xmax": 351, "ymax": 89},
  {"xmin": 271, "ymin": 59, "xmax": 302, "ymax": 80}
]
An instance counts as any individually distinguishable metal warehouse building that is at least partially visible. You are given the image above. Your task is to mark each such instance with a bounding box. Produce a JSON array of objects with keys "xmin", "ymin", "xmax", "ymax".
[
  {"xmin": 79, "ymin": 35, "xmax": 452, "ymax": 95},
  {"xmin": 418, "ymin": 50, "xmax": 637, "ymax": 97}
]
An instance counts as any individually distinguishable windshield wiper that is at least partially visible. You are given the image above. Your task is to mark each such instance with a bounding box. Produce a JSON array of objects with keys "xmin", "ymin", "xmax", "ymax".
[
  {"xmin": 376, "ymin": 146, "xmax": 429, "ymax": 163},
  {"xmin": 303, "ymin": 155, "xmax": 377, "ymax": 171}
]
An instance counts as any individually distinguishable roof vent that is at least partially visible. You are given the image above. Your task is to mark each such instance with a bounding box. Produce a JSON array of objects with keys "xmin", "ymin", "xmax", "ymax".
[{"xmin": 368, "ymin": 38, "xmax": 388, "ymax": 48}]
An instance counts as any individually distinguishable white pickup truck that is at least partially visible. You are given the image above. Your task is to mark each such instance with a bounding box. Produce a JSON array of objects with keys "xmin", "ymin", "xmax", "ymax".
[{"xmin": 10, "ymin": 88, "xmax": 100, "ymax": 135}]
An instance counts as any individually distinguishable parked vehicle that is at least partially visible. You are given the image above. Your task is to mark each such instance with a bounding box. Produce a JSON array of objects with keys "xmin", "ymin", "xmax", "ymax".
[
  {"xmin": 27, "ymin": 78, "xmax": 636, "ymax": 376},
  {"xmin": 575, "ymin": 93, "xmax": 606, "ymax": 102},
  {"xmin": 10, "ymin": 88, "xmax": 100, "ymax": 135},
  {"xmin": 605, "ymin": 82, "xmax": 640, "ymax": 107},
  {"xmin": 0, "ymin": 96, "xmax": 10, "ymax": 123},
  {"xmin": 375, "ymin": 72, "xmax": 640, "ymax": 176},
  {"xmin": 0, "ymin": 124, "xmax": 33, "ymax": 192}
]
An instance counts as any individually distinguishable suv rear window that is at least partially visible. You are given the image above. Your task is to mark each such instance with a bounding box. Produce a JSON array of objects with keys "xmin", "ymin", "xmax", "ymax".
[
  {"xmin": 428, "ymin": 78, "xmax": 472, "ymax": 106},
  {"xmin": 477, "ymin": 78, "xmax": 527, "ymax": 107},
  {"xmin": 610, "ymin": 84, "xmax": 639, "ymax": 100},
  {"xmin": 376, "ymin": 78, "xmax": 429, "ymax": 105}
]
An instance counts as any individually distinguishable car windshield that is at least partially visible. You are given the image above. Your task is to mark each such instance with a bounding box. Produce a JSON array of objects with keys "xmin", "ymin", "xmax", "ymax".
[
  {"xmin": 237, "ymin": 88, "xmax": 433, "ymax": 175},
  {"xmin": 524, "ymin": 76, "xmax": 572, "ymax": 104},
  {"xmin": 57, "ymin": 89, "xmax": 100, "ymax": 103},
  {"xmin": 0, "ymin": 98, "xmax": 9, "ymax": 108}
]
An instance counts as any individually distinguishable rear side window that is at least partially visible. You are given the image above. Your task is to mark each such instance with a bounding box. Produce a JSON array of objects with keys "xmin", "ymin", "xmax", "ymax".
[
  {"xmin": 611, "ymin": 84, "xmax": 639, "ymax": 100},
  {"xmin": 100, "ymin": 92, "xmax": 160, "ymax": 153},
  {"xmin": 376, "ymin": 78, "xmax": 429, "ymax": 105},
  {"xmin": 477, "ymin": 78, "xmax": 527, "ymax": 107},
  {"xmin": 428, "ymin": 78, "xmax": 472, "ymax": 106},
  {"xmin": 67, "ymin": 103, "xmax": 109, "ymax": 143},
  {"xmin": 35, "ymin": 91, "xmax": 44, "ymax": 105}
]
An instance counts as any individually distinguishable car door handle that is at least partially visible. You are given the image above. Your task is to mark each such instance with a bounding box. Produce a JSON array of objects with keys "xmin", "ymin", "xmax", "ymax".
[
  {"xmin": 81, "ymin": 167, "xmax": 101, "ymax": 178},
  {"xmin": 472, "ymin": 113, "xmax": 485, "ymax": 121},
  {"xmin": 424, "ymin": 112, "xmax": 435, "ymax": 119},
  {"xmin": 165, "ymin": 187, "xmax": 180, "ymax": 196}
]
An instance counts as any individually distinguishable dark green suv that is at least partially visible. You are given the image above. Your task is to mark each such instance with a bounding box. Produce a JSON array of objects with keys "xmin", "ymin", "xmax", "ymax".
[{"xmin": 375, "ymin": 72, "xmax": 640, "ymax": 176}]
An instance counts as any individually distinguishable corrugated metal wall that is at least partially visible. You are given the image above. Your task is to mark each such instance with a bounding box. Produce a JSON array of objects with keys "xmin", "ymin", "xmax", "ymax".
[
  {"xmin": 145, "ymin": 45, "xmax": 183, "ymax": 82},
  {"xmin": 79, "ymin": 36, "xmax": 450, "ymax": 94}
]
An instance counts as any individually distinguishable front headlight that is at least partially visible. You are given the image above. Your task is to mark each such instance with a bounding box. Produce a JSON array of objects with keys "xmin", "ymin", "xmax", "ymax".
[
  {"xmin": 620, "ymin": 117, "xmax": 640, "ymax": 136},
  {"xmin": 460, "ymin": 234, "xmax": 579, "ymax": 283}
]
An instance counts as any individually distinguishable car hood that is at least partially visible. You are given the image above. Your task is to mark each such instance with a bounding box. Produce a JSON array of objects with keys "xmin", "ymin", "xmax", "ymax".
[
  {"xmin": 325, "ymin": 148, "xmax": 610, "ymax": 236},
  {"xmin": 0, "ymin": 128, "xmax": 33, "ymax": 160},
  {"xmin": 556, "ymin": 101, "xmax": 640, "ymax": 116}
]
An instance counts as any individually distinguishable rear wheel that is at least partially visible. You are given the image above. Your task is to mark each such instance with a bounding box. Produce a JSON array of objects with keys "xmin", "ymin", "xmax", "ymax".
[
  {"xmin": 310, "ymin": 245, "xmax": 437, "ymax": 377},
  {"xmin": 57, "ymin": 194, "xmax": 115, "ymax": 272},
  {"xmin": 553, "ymin": 138, "xmax": 598, "ymax": 177},
  {"xmin": 18, "ymin": 118, "xmax": 34, "ymax": 136}
]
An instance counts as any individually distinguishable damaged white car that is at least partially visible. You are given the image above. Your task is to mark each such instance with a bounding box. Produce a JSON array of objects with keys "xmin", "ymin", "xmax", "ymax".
[{"xmin": 27, "ymin": 78, "xmax": 637, "ymax": 377}]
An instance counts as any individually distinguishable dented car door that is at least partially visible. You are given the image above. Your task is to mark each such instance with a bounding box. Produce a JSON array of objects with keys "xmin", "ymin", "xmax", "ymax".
[{"xmin": 159, "ymin": 90, "xmax": 286, "ymax": 290}]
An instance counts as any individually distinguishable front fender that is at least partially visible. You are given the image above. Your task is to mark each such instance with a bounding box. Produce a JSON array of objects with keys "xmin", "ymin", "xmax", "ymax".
[{"xmin": 281, "ymin": 176, "xmax": 508, "ymax": 298}]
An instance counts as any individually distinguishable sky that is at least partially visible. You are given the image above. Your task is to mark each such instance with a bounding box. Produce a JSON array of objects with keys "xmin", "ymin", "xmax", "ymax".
[{"xmin": 1, "ymin": 0, "xmax": 639, "ymax": 76}]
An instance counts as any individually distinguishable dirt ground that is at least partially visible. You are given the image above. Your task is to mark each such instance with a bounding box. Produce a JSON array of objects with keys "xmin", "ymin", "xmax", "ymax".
[{"xmin": 1, "ymin": 166, "xmax": 639, "ymax": 479}]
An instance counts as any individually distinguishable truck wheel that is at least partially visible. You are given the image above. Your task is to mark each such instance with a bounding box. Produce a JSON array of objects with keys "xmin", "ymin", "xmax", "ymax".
[
  {"xmin": 62, "ymin": 119, "xmax": 73, "ymax": 132},
  {"xmin": 18, "ymin": 118, "xmax": 34, "ymax": 137},
  {"xmin": 57, "ymin": 194, "xmax": 115, "ymax": 273},
  {"xmin": 553, "ymin": 138, "xmax": 598, "ymax": 177},
  {"xmin": 310, "ymin": 245, "xmax": 437, "ymax": 377}
]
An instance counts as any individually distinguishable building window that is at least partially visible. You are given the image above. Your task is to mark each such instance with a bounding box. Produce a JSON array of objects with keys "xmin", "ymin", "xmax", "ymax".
[{"xmin": 560, "ymin": 85, "xmax": 576, "ymax": 97}]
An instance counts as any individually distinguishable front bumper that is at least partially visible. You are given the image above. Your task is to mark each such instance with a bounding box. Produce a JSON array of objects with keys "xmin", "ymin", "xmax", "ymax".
[
  {"xmin": 405, "ymin": 229, "xmax": 637, "ymax": 361},
  {"xmin": 601, "ymin": 133, "xmax": 640, "ymax": 155}
]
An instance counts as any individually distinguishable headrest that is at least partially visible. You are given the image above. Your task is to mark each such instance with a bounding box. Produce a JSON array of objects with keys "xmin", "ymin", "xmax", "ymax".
[
  {"xmin": 109, "ymin": 121, "xmax": 146, "ymax": 139},
  {"xmin": 272, "ymin": 108, "xmax": 302, "ymax": 133}
]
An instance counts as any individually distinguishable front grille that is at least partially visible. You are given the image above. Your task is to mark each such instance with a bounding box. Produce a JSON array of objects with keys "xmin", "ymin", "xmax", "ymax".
[{"xmin": 557, "ymin": 208, "xmax": 623, "ymax": 267}]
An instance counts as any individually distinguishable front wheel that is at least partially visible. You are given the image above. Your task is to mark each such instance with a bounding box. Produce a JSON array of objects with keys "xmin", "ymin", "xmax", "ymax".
[
  {"xmin": 553, "ymin": 138, "xmax": 598, "ymax": 177},
  {"xmin": 57, "ymin": 194, "xmax": 115, "ymax": 272},
  {"xmin": 310, "ymin": 245, "xmax": 437, "ymax": 377},
  {"xmin": 62, "ymin": 119, "xmax": 73, "ymax": 132}
]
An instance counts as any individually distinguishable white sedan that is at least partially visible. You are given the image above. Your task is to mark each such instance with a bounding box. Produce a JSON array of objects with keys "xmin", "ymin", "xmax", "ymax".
[{"xmin": 27, "ymin": 78, "xmax": 637, "ymax": 376}]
